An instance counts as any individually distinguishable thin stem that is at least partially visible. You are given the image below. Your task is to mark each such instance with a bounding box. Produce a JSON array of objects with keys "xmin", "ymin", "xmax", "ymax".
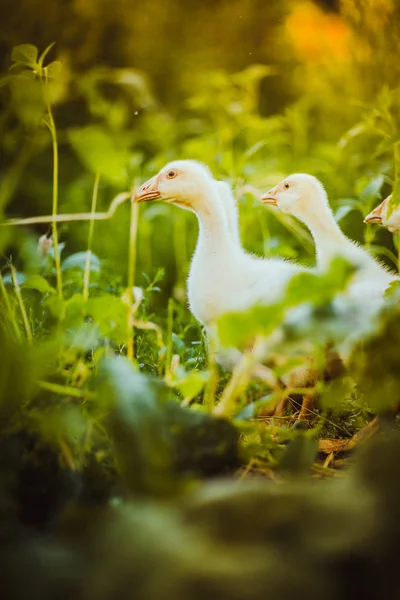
[
  {"xmin": 45, "ymin": 79, "xmax": 62, "ymax": 298},
  {"xmin": 126, "ymin": 200, "xmax": 139, "ymax": 360},
  {"xmin": 204, "ymin": 333, "xmax": 218, "ymax": 413},
  {"xmin": 214, "ymin": 352, "xmax": 254, "ymax": 417},
  {"xmin": 2, "ymin": 191, "xmax": 131, "ymax": 227},
  {"xmin": 83, "ymin": 172, "xmax": 100, "ymax": 301},
  {"xmin": 59, "ymin": 438, "xmax": 76, "ymax": 471},
  {"xmin": 0, "ymin": 271, "xmax": 22, "ymax": 340},
  {"xmin": 395, "ymin": 233, "xmax": 400, "ymax": 274},
  {"xmin": 165, "ymin": 298, "xmax": 174, "ymax": 377},
  {"xmin": 37, "ymin": 380, "xmax": 90, "ymax": 399},
  {"xmin": 11, "ymin": 265, "xmax": 32, "ymax": 342}
]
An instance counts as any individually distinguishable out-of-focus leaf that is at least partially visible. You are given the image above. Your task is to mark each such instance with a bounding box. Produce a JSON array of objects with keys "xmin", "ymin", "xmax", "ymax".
[
  {"xmin": 320, "ymin": 377, "xmax": 356, "ymax": 410},
  {"xmin": 44, "ymin": 61, "xmax": 62, "ymax": 79},
  {"xmin": 22, "ymin": 274, "xmax": 55, "ymax": 294},
  {"xmin": 87, "ymin": 295, "xmax": 129, "ymax": 343},
  {"xmin": 11, "ymin": 44, "xmax": 38, "ymax": 68},
  {"xmin": 349, "ymin": 308, "xmax": 400, "ymax": 413},
  {"xmin": 217, "ymin": 304, "xmax": 283, "ymax": 349},
  {"xmin": 285, "ymin": 258, "xmax": 355, "ymax": 307},
  {"xmin": 96, "ymin": 356, "xmax": 174, "ymax": 495},
  {"xmin": 30, "ymin": 405, "xmax": 86, "ymax": 444},
  {"xmin": 235, "ymin": 394, "xmax": 275, "ymax": 420},
  {"xmin": 61, "ymin": 251, "xmax": 101, "ymax": 273},
  {"xmin": 169, "ymin": 370, "xmax": 209, "ymax": 401},
  {"xmin": 2, "ymin": 271, "xmax": 26, "ymax": 286},
  {"xmin": 10, "ymin": 75, "xmax": 45, "ymax": 126},
  {"xmin": 389, "ymin": 141, "xmax": 400, "ymax": 210},
  {"xmin": 68, "ymin": 126, "xmax": 130, "ymax": 183},
  {"xmin": 278, "ymin": 424, "xmax": 318, "ymax": 478},
  {"xmin": 359, "ymin": 175, "xmax": 384, "ymax": 204}
]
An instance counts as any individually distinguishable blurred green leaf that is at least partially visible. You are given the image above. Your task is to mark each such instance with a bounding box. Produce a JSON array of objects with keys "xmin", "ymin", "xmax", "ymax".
[
  {"xmin": 11, "ymin": 44, "xmax": 38, "ymax": 68},
  {"xmin": 87, "ymin": 295, "xmax": 129, "ymax": 343},
  {"xmin": 169, "ymin": 369, "xmax": 209, "ymax": 401},
  {"xmin": 62, "ymin": 251, "xmax": 101, "ymax": 273},
  {"xmin": 97, "ymin": 356, "xmax": 174, "ymax": 495},
  {"xmin": 22, "ymin": 274, "xmax": 55, "ymax": 294},
  {"xmin": 44, "ymin": 61, "xmax": 62, "ymax": 79},
  {"xmin": 68, "ymin": 126, "xmax": 130, "ymax": 183},
  {"xmin": 320, "ymin": 377, "xmax": 356, "ymax": 410}
]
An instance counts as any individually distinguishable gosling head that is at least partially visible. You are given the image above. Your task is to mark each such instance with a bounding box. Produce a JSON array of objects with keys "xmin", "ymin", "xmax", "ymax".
[
  {"xmin": 134, "ymin": 160, "xmax": 215, "ymax": 212},
  {"xmin": 261, "ymin": 173, "xmax": 330, "ymax": 221},
  {"xmin": 364, "ymin": 196, "xmax": 389, "ymax": 227}
]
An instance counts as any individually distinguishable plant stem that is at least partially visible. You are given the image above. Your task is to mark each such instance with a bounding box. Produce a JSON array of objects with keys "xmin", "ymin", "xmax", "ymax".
[
  {"xmin": 45, "ymin": 81, "xmax": 62, "ymax": 298},
  {"xmin": 165, "ymin": 297, "xmax": 174, "ymax": 377},
  {"xmin": 11, "ymin": 265, "xmax": 32, "ymax": 342},
  {"xmin": 3, "ymin": 192, "xmax": 131, "ymax": 227},
  {"xmin": 173, "ymin": 213, "xmax": 187, "ymax": 287},
  {"xmin": 214, "ymin": 351, "xmax": 254, "ymax": 417},
  {"xmin": 0, "ymin": 271, "xmax": 22, "ymax": 340},
  {"xmin": 83, "ymin": 172, "xmax": 100, "ymax": 301},
  {"xmin": 204, "ymin": 334, "xmax": 218, "ymax": 413},
  {"xmin": 126, "ymin": 199, "xmax": 139, "ymax": 360},
  {"xmin": 37, "ymin": 380, "xmax": 90, "ymax": 399}
]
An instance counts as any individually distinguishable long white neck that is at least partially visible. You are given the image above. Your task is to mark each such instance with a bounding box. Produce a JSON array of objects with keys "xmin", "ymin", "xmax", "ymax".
[
  {"xmin": 215, "ymin": 181, "xmax": 241, "ymax": 245},
  {"xmin": 296, "ymin": 200, "xmax": 350, "ymax": 270},
  {"xmin": 192, "ymin": 182, "xmax": 241, "ymax": 265}
]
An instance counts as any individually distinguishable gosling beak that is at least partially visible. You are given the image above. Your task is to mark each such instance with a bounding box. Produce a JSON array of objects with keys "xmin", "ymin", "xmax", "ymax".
[
  {"xmin": 261, "ymin": 186, "xmax": 278, "ymax": 206},
  {"xmin": 134, "ymin": 176, "xmax": 161, "ymax": 203},
  {"xmin": 364, "ymin": 198, "xmax": 387, "ymax": 225}
]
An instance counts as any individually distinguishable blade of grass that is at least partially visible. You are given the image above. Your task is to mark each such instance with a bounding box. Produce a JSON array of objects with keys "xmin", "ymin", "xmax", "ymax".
[
  {"xmin": 44, "ymin": 75, "xmax": 62, "ymax": 298},
  {"xmin": 164, "ymin": 297, "xmax": 174, "ymax": 377},
  {"xmin": 126, "ymin": 197, "xmax": 139, "ymax": 360},
  {"xmin": 204, "ymin": 333, "xmax": 218, "ymax": 413},
  {"xmin": 10, "ymin": 264, "xmax": 32, "ymax": 342},
  {"xmin": 0, "ymin": 271, "xmax": 22, "ymax": 340},
  {"xmin": 83, "ymin": 172, "xmax": 100, "ymax": 302}
]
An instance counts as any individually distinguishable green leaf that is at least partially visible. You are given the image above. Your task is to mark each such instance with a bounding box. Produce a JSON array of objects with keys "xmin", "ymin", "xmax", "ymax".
[
  {"xmin": 278, "ymin": 431, "xmax": 318, "ymax": 478},
  {"xmin": 217, "ymin": 303, "xmax": 284, "ymax": 349},
  {"xmin": 320, "ymin": 377, "xmax": 356, "ymax": 410},
  {"xmin": 44, "ymin": 295, "xmax": 65, "ymax": 319},
  {"xmin": 22, "ymin": 274, "xmax": 55, "ymax": 294},
  {"xmin": 44, "ymin": 61, "xmax": 62, "ymax": 80},
  {"xmin": 359, "ymin": 175, "xmax": 384, "ymax": 203},
  {"xmin": 10, "ymin": 75, "xmax": 45, "ymax": 126},
  {"xmin": 285, "ymin": 257, "xmax": 354, "ymax": 308},
  {"xmin": 97, "ymin": 356, "xmax": 174, "ymax": 494},
  {"xmin": 68, "ymin": 126, "xmax": 130, "ymax": 183},
  {"xmin": 38, "ymin": 42, "xmax": 56, "ymax": 68},
  {"xmin": 11, "ymin": 44, "xmax": 38, "ymax": 68},
  {"xmin": 390, "ymin": 141, "xmax": 400, "ymax": 210},
  {"xmin": 87, "ymin": 295, "xmax": 129, "ymax": 343},
  {"xmin": 169, "ymin": 370, "xmax": 209, "ymax": 401},
  {"xmin": 61, "ymin": 251, "xmax": 101, "ymax": 273}
]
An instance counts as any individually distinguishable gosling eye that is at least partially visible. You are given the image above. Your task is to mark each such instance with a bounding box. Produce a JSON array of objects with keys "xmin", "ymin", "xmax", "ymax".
[
  {"xmin": 166, "ymin": 169, "xmax": 178, "ymax": 179},
  {"xmin": 284, "ymin": 182, "xmax": 290, "ymax": 189}
]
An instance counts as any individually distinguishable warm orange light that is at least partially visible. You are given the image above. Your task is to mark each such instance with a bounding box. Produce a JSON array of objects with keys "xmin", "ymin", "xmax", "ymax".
[{"xmin": 286, "ymin": 2, "xmax": 351, "ymax": 63}]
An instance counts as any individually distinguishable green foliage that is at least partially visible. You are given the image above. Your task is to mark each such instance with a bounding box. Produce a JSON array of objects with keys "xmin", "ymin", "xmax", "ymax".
[{"xmin": 0, "ymin": 29, "xmax": 400, "ymax": 597}]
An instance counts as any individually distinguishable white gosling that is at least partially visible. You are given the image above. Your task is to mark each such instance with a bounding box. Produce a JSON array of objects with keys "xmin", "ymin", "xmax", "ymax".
[
  {"xmin": 136, "ymin": 160, "xmax": 303, "ymax": 326},
  {"xmin": 134, "ymin": 160, "xmax": 308, "ymax": 390},
  {"xmin": 261, "ymin": 174, "xmax": 397, "ymax": 315}
]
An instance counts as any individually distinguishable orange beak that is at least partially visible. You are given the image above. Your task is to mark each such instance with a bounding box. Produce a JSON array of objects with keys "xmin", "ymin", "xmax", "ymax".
[
  {"xmin": 364, "ymin": 197, "xmax": 389, "ymax": 225},
  {"xmin": 134, "ymin": 176, "xmax": 162, "ymax": 203},
  {"xmin": 261, "ymin": 185, "xmax": 278, "ymax": 206}
]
